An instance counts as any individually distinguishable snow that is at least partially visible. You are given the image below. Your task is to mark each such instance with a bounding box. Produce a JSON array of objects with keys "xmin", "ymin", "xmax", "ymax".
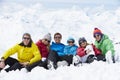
[{"xmin": 0, "ymin": 2, "xmax": 120, "ymax": 80}]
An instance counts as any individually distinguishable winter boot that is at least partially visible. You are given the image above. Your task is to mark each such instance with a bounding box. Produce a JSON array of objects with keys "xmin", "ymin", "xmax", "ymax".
[
  {"xmin": 73, "ymin": 55, "xmax": 81, "ymax": 66},
  {"xmin": 57, "ymin": 60, "xmax": 68, "ymax": 67},
  {"xmin": 47, "ymin": 60, "xmax": 54, "ymax": 70},
  {"xmin": 86, "ymin": 55, "xmax": 95, "ymax": 63}
]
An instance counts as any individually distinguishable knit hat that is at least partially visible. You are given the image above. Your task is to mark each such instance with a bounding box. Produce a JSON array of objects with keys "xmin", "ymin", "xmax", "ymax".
[
  {"xmin": 93, "ymin": 28, "xmax": 103, "ymax": 37},
  {"xmin": 67, "ymin": 37, "xmax": 75, "ymax": 43},
  {"xmin": 78, "ymin": 37, "xmax": 87, "ymax": 44},
  {"xmin": 43, "ymin": 33, "xmax": 51, "ymax": 42}
]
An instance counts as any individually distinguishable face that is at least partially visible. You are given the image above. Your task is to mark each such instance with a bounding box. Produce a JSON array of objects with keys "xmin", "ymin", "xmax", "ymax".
[
  {"xmin": 94, "ymin": 34, "xmax": 102, "ymax": 41},
  {"xmin": 54, "ymin": 35, "xmax": 61, "ymax": 43},
  {"xmin": 43, "ymin": 39, "xmax": 50, "ymax": 45},
  {"xmin": 22, "ymin": 35, "xmax": 31, "ymax": 46},
  {"xmin": 80, "ymin": 41, "xmax": 87, "ymax": 48},
  {"xmin": 68, "ymin": 40, "xmax": 74, "ymax": 46}
]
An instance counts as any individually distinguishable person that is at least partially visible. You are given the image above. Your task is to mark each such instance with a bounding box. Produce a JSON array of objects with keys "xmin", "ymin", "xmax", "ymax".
[
  {"xmin": 47, "ymin": 33, "xmax": 74, "ymax": 69},
  {"xmin": 73, "ymin": 37, "xmax": 102, "ymax": 66},
  {"xmin": 93, "ymin": 28, "xmax": 115, "ymax": 63},
  {"xmin": 63, "ymin": 37, "xmax": 78, "ymax": 56},
  {"xmin": 36, "ymin": 33, "xmax": 51, "ymax": 61},
  {"xmin": 0, "ymin": 33, "xmax": 41, "ymax": 72},
  {"xmin": 26, "ymin": 33, "xmax": 51, "ymax": 71},
  {"xmin": 57, "ymin": 37, "xmax": 78, "ymax": 67}
]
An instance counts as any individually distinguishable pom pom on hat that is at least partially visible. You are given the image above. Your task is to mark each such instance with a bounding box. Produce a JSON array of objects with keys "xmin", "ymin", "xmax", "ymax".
[
  {"xmin": 93, "ymin": 28, "xmax": 103, "ymax": 37},
  {"xmin": 43, "ymin": 33, "xmax": 51, "ymax": 42}
]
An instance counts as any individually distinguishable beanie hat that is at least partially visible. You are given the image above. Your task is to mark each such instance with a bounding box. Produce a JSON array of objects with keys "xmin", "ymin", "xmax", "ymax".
[
  {"xmin": 93, "ymin": 28, "xmax": 103, "ymax": 37},
  {"xmin": 67, "ymin": 37, "xmax": 75, "ymax": 43},
  {"xmin": 78, "ymin": 37, "xmax": 87, "ymax": 44},
  {"xmin": 43, "ymin": 33, "xmax": 51, "ymax": 42}
]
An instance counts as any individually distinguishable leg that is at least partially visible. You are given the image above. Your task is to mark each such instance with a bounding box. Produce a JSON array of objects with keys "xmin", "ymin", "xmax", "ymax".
[
  {"xmin": 5, "ymin": 57, "xmax": 19, "ymax": 67},
  {"xmin": 26, "ymin": 61, "xmax": 41, "ymax": 72},
  {"xmin": 86, "ymin": 54, "xmax": 95, "ymax": 63},
  {"xmin": 47, "ymin": 50, "xmax": 59, "ymax": 66},
  {"xmin": 60, "ymin": 55, "xmax": 73, "ymax": 66},
  {"xmin": 96, "ymin": 54, "xmax": 106, "ymax": 61},
  {"xmin": 38, "ymin": 60, "xmax": 48, "ymax": 69},
  {"xmin": 47, "ymin": 50, "xmax": 60, "ymax": 69},
  {"xmin": 5, "ymin": 62, "xmax": 23, "ymax": 72}
]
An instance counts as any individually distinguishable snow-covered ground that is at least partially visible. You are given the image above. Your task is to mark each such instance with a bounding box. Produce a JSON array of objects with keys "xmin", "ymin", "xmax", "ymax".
[{"xmin": 0, "ymin": 2, "xmax": 120, "ymax": 80}]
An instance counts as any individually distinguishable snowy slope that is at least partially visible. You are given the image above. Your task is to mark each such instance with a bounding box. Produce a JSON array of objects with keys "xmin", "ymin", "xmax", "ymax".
[{"xmin": 0, "ymin": 3, "xmax": 120, "ymax": 80}]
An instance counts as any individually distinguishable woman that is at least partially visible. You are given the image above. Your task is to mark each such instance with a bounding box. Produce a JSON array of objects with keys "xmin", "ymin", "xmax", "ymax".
[
  {"xmin": 93, "ymin": 28, "xmax": 115, "ymax": 63},
  {"xmin": 73, "ymin": 37, "xmax": 102, "ymax": 66},
  {"xmin": 0, "ymin": 33, "xmax": 41, "ymax": 72}
]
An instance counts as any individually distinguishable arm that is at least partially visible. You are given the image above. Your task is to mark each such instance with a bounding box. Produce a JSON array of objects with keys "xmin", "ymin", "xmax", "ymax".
[
  {"xmin": 29, "ymin": 44, "xmax": 41, "ymax": 64},
  {"xmin": 92, "ymin": 44, "xmax": 101, "ymax": 55},
  {"xmin": 2, "ymin": 44, "xmax": 18, "ymax": 60},
  {"xmin": 77, "ymin": 47, "xmax": 86, "ymax": 57},
  {"xmin": 104, "ymin": 39, "xmax": 115, "ymax": 56}
]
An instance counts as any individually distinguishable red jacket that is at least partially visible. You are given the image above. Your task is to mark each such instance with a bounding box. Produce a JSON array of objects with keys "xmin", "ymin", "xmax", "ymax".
[
  {"xmin": 36, "ymin": 40, "xmax": 49, "ymax": 58},
  {"xmin": 77, "ymin": 44, "xmax": 101, "ymax": 57}
]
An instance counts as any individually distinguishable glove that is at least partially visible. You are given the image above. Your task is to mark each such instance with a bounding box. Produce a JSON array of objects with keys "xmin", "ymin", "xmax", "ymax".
[
  {"xmin": 41, "ymin": 57, "xmax": 46, "ymax": 62},
  {"xmin": 106, "ymin": 51, "xmax": 113, "ymax": 63}
]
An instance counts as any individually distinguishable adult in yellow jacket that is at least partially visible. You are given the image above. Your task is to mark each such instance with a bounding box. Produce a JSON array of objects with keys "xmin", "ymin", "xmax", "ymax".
[{"xmin": 0, "ymin": 33, "xmax": 41, "ymax": 72}]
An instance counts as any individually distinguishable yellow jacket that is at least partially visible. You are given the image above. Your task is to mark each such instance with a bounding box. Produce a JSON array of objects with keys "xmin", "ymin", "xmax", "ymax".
[{"xmin": 2, "ymin": 42, "xmax": 41, "ymax": 64}]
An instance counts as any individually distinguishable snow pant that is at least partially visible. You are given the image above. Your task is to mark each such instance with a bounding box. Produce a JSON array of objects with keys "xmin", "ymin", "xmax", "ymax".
[
  {"xmin": 4, "ymin": 57, "xmax": 24, "ymax": 72},
  {"xmin": 26, "ymin": 60, "xmax": 48, "ymax": 72},
  {"xmin": 79, "ymin": 54, "xmax": 95, "ymax": 63},
  {"xmin": 47, "ymin": 50, "xmax": 73, "ymax": 67},
  {"xmin": 96, "ymin": 54, "xmax": 106, "ymax": 61}
]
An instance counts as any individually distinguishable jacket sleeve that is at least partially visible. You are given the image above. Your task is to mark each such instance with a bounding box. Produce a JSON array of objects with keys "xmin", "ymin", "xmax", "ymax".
[
  {"xmin": 77, "ymin": 47, "xmax": 86, "ymax": 57},
  {"xmin": 2, "ymin": 44, "xmax": 18, "ymax": 60},
  {"xmin": 29, "ymin": 44, "xmax": 41, "ymax": 64},
  {"xmin": 63, "ymin": 46, "xmax": 68, "ymax": 55},
  {"xmin": 92, "ymin": 44, "xmax": 101, "ymax": 55},
  {"xmin": 104, "ymin": 39, "xmax": 115, "ymax": 55}
]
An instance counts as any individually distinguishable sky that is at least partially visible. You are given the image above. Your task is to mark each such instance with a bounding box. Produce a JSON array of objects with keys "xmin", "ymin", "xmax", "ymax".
[{"xmin": 0, "ymin": 0, "xmax": 120, "ymax": 9}]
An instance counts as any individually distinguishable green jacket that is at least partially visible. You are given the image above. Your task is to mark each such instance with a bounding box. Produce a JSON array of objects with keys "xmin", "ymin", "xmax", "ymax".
[{"xmin": 94, "ymin": 34, "xmax": 115, "ymax": 56}]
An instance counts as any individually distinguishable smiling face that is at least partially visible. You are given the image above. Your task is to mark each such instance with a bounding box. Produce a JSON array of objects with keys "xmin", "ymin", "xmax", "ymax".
[
  {"xmin": 79, "ymin": 41, "xmax": 87, "ymax": 48},
  {"xmin": 94, "ymin": 34, "xmax": 102, "ymax": 42},
  {"xmin": 22, "ymin": 33, "xmax": 31, "ymax": 46},
  {"xmin": 54, "ymin": 35, "xmax": 62, "ymax": 43},
  {"xmin": 42, "ymin": 39, "xmax": 50, "ymax": 46}
]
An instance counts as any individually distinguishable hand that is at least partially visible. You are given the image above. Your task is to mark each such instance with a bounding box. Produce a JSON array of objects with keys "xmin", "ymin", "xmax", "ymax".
[
  {"xmin": 20, "ymin": 62, "xmax": 29, "ymax": 67},
  {"xmin": 42, "ymin": 57, "xmax": 46, "ymax": 62},
  {"xmin": 0, "ymin": 60, "xmax": 5, "ymax": 68},
  {"xmin": 85, "ymin": 49, "xmax": 91, "ymax": 54}
]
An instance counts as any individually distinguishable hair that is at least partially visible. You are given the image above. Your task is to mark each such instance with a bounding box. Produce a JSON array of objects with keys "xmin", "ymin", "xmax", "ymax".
[
  {"xmin": 22, "ymin": 33, "xmax": 31, "ymax": 38},
  {"xmin": 22, "ymin": 33, "xmax": 33, "ymax": 42},
  {"xmin": 54, "ymin": 32, "xmax": 62, "ymax": 38}
]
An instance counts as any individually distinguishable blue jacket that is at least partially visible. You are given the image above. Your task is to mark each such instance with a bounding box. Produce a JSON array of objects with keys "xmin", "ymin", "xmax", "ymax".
[
  {"xmin": 50, "ymin": 42, "xmax": 65, "ymax": 56},
  {"xmin": 64, "ymin": 45, "xmax": 78, "ymax": 55}
]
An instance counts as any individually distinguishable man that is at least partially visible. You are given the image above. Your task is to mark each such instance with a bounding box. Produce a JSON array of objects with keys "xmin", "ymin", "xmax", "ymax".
[
  {"xmin": 0, "ymin": 33, "xmax": 41, "ymax": 72},
  {"xmin": 93, "ymin": 28, "xmax": 115, "ymax": 63}
]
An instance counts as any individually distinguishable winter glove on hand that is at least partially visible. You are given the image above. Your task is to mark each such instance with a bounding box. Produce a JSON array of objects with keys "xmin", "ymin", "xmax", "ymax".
[
  {"xmin": 106, "ymin": 51, "xmax": 113, "ymax": 63},
  {"xmin": 42, "ymin": 57, "xmax": 46, "ymax": 62},
  {"xmin": 85, "ymin": 49, "xmax": 91, "ymax": 54}
]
